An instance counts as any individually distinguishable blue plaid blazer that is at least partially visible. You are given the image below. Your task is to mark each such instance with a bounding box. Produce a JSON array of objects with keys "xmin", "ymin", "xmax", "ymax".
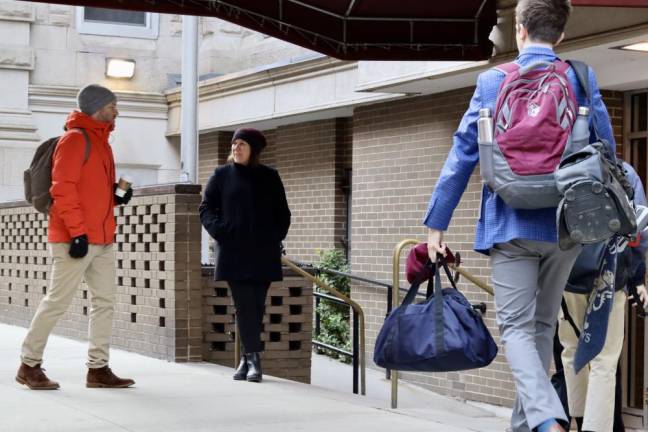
[{"xmin": 423, "ymin": 45, "xmax": 616, "ymax": 254}]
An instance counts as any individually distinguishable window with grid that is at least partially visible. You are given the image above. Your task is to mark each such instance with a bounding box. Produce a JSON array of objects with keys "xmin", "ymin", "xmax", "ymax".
[{"xmin": 76, "ymin": 7, "xmax": 159, "ymax": 39}]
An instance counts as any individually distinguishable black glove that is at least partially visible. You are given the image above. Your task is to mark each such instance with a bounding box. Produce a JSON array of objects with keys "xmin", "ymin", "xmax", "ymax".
[
  {"xmin": 69, "ymin": 234, "xmax": 89, "ymax": 259},
  {"xmin": 114, "ymin": 183, "xmax": 133, "ymax": 205}
]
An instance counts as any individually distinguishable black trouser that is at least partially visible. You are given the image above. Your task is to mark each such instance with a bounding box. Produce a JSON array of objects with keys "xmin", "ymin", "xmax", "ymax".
[{"xmin": 228, "ymin": 281, "xmax": 270, "ymax": 354}]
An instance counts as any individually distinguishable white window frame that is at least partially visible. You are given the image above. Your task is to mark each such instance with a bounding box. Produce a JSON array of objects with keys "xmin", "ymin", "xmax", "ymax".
[{"xmin": 76, "ymin": 7, "xmax": 159, "ymax": 39}]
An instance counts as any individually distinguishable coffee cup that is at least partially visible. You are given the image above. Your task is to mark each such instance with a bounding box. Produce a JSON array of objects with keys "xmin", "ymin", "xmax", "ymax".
[{"xmin": 116, "ymin": 174, "xmax": 133, "ymax": 198}]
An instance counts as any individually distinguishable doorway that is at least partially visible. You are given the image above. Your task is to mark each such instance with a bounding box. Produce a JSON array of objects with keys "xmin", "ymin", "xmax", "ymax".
[{"xmin": 623, "ymin": 89, "xmax": 648, "ymax": 429}]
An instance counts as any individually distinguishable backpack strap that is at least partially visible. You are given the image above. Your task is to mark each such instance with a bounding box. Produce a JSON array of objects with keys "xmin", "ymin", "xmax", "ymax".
[
  {"xmin": 561, "ymin": 296, "xmax": 581, "ymax": 338},
  {"xmin": 70, "ymin": 128, "xmax": 91, "ymax": 164},
  {"xmin": 567, "ymin": 60, "xmax": 590, "ymax": 101},
  {"xmin": 566, "ymin": 60, "xmax": 614, "ymax": 156},
  {"xmin": 553, "ymin": 60, "xmax": 572, "ymax": 75}
]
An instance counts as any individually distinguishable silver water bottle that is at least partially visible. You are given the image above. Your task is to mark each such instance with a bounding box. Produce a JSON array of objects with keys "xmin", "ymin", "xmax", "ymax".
[
  {"xmin": 571, "ymin": 106, "xmax": 590, "ymax": 151},
  {"xmin": 477, "ymin": 108, "xmax": 493, "ymax": 145},
  {"xmin": 477, "ymin": 108, "xmax": 494, "ymax": 190}
]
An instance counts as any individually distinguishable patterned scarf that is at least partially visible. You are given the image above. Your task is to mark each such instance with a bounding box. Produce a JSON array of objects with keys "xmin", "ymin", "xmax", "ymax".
[{"xmin": 573, "ymin": 238, "xmax": 618, "ymax": 373}]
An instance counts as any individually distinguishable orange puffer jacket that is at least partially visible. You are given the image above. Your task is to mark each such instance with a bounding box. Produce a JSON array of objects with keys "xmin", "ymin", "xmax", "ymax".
[{"xmin": 48, "ymin": 111, "xmax": 116, "ymax": 244}]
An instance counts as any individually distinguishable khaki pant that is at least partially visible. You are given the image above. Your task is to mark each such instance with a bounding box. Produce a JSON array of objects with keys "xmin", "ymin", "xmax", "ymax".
[
  {"xmin": 559, "ymin": 290, "xmax": 626, "ymax": 432},
  {"xmin": 21, "ymin": 243, "xmax": 116, "ymax": 369}
]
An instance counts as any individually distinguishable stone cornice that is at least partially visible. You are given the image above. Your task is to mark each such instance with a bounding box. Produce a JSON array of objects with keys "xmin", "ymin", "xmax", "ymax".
[
  {"xmin": 0, "ymin": 109, "xmax": 39, "ymax": 142},
  {"xmin": 0, "ymin": 1, "xmax": 34, "ymax": 23},
  {"xmin": 29, "ymin": 85, "xmax": 168, "ymax": 119},
  {"xmin": 0, "ymin": 45, "xmax": 34, "ymax": 70},
  {"xmin": 165, "ymin": 55, "xmax": 353, "ymax": 106}
]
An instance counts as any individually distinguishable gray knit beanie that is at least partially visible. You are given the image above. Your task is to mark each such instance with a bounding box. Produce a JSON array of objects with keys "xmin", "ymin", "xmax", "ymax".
[{"xmin": 77, "ymin": 84, "xmax": 117, "ymax": 115}]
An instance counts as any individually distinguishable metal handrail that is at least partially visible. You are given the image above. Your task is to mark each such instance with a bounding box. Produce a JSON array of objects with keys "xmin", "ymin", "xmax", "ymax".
[
  {"xmin": 313, "ymin": 290, "xmax": 359, "ymax": 393},
  {"xmin": 312, "ymin": 291, "xmax": 358, "ymax": 372},
  {"xmin": 291, "ymin": 258, "xmax": 398, "ymax": 389},
  {"xmin": 449, "ymin": 264, "xmax": 493, "ymax": 296},
  {"xmin": 391, "ymin": 239, "xmax": 419, "ymax": 409},
  {"xmin": 389, "ymin": 239, "xmax": 494, "ymax": 409},
  {"xmin": 281, "ymin": 256, "xmax": 367, "ymax": 396}
]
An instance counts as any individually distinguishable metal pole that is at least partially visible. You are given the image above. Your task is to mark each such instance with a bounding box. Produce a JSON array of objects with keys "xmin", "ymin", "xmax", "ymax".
[
  {"xmin": 315, "ymin": 296, "xmax": 321, "ymax": 339},
  {"xmin": 234, "ymin": 316, "xmax": 240, "ymax": 367},
  {"xmin": 386, "ymin": 283, "xmax": 392, "ymax": 380},
  {"xmin": 180, "ymin": 15, "xmax": 198, "ymax": 183},
  {"xmin": 391, "ymin": 239, "xmax": 419, "ymax": 409},
  {"xmin": 385, "ymin": 311, "xmax": 391, "ymax": 380},
  {"xmin": 352, "ymin": 309, "xmax": 359, "ymax": 395}
]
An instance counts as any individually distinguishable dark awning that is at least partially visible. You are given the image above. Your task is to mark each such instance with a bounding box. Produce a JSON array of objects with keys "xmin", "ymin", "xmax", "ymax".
[
  {"xmin": 21, "ymin": 0, "xmax": 497, "ymax": 61},
  {"xmin": 572, "ymin": 0, "xmax": 648, "ymax": 6}
]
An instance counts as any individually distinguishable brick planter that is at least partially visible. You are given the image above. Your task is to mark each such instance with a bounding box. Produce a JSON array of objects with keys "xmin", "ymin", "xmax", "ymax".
[
  {"xmin": 201, "ymin": 267, "xmax": 313, "ymax": 383},
  {"xmin": 0, "ymin": 184, "xmax": 203, "ymax": 362}
]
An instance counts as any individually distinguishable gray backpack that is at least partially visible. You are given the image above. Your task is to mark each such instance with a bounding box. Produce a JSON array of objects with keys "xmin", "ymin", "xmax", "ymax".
[
  {"xmin": 554, "ymin": 61, "xmax": 636, "ymax": 250},
  {"xmin": 23, "ymin": 128, "xmax": 91, "ymax": 214}
]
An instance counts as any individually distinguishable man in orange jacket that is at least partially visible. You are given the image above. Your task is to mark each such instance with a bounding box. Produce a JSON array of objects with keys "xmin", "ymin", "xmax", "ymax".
[{"xmin": 16, "ymin": 84, "xmax": 135, "ymax": 390}]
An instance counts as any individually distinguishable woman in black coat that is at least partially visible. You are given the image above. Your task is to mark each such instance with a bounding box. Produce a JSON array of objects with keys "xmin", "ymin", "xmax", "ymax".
[{"xmin": 199, "ymin": 128, "xmax": 291, "ymax": 383}]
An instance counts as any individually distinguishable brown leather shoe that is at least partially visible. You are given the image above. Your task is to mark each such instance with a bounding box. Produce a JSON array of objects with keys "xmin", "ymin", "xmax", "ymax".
[
  {"xmin": 86, "ymin": 366, "xmax": 135, "ymax": 388},
  {"xmin": 16, "ymin": 362, "xmax": 60, "ymax": 390}
]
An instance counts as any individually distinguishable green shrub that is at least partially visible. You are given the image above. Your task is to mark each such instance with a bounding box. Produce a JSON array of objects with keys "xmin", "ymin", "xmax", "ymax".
[{"xmin": 314, "ymin": 249, "xmax": 351, "ymax": 363}]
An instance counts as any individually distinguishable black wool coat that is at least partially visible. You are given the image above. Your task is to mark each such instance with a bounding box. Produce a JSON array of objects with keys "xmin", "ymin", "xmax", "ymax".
[{"xmin": 199, "ymin": 163, "xmax": 291, "ymax": 282}]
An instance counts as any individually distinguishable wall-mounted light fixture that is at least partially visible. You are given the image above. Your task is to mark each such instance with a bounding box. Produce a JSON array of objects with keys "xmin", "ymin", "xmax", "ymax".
[
  {"xmin": 106, "ymin": 58, "xmax": 136, "ymax": 79},
  {"xmin": 617, "ymin": 42, "xmax": 648, "ymax": 53}
]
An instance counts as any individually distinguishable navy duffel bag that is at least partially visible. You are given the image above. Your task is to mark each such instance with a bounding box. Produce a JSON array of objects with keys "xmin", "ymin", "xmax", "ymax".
[{"xmin": 374, "ymin": 258, "xmax": 497, "ymax": 372}]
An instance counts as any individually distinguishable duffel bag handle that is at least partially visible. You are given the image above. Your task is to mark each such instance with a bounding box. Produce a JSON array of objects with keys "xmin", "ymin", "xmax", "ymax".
[
  {"xmin": 400, "ymin": 255, "xmax": 458, "ymax": 308},
  {"xmin": 400, "ymin": 261, "xmax": 435, "ymax": 308}
]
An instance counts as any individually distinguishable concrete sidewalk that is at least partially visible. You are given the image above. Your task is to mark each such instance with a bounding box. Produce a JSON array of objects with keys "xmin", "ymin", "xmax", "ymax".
[{"xmin": 0, "ymin": 323, "xmax": 510, "ymax": 432}]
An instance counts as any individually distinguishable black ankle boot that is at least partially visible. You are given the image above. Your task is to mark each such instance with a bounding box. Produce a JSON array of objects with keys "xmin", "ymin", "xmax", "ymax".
[
  {"xmin": 246, "ymin": 352, "xmax": 262, "ymax": 382},
  {"xmin": 233, "ymin": 355, "xmax": 248, "ymax": 380}
]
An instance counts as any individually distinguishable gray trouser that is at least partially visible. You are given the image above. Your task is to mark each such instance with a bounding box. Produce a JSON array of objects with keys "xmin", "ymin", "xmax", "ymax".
[{"xmin": 490, "ymin": 239, "xmax": 581, "ymax": 432}]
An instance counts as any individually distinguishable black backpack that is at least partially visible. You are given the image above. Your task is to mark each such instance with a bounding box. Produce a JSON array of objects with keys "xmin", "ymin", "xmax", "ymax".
[{"xmin": 23, "ymin": 128, "xmax": 91, "ymax": 214}]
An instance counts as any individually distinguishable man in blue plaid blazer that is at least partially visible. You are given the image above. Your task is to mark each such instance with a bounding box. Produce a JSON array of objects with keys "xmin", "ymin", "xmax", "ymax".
[{"xmin": 424, "ymin": 1, "xmax": 616, "ymax": 432}]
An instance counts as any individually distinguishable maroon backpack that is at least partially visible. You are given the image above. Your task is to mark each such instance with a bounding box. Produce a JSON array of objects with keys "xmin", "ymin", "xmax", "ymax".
[{"xmin": 478, "ymin": 60, "xmax": 578, "ymax": 209}]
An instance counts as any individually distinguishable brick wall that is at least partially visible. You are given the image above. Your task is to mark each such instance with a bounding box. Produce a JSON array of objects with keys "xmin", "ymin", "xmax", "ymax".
[
  {"xmin": 338, "ymin": 118, "xmax": 353, "ymax": 257},
  {"xmin": 351, "ymin": 88, "xmax": 515, "ymax": 406},
  {"xmin": 199, "ymin": 131, "xmax": 232, "ymax": 186},
  {"xmin": 0, "ymin": 184, "xmax": 204, "ymax": 362},
  {"xmin": 202, "ymin": 272, "xmax": 313, "ymax": 383},
  {"xmin": 601, "ymin": 90, "xmax": 625, "ymax": 156},
  {"xmin": 273, "ymin": 119, "xmax": 352, "ymax": 263}
]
